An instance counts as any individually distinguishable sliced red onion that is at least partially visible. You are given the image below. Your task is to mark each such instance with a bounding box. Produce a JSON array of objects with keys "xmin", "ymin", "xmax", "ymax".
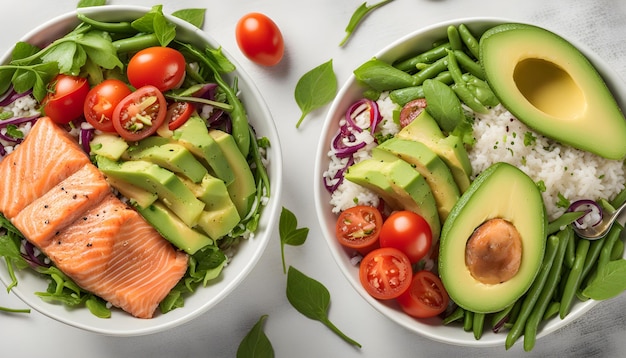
[
  {"xmin": 21, "ymin": 241, "xmax": 48, "ymax": 268},
  {"xmin": 0, "ymin": 114, "xmax": 39, "ymax": 128},
  {"xmin": 0, "ymin": 88, "xmax": 32, "ymax": 107},
  {"xmin": 79, "ymin": 127, "xmax": 94, "ymax": 154},
  {"xmin": 331, "ymin": 130, "xmax": 366, "ymax": 158},
  {"xmin": 567, "ymin": 199, "xmax": 603, "ymax": 229},
  {"xmin": 324, "ymin": 156, "xmax": 354, "ymax": 193}
]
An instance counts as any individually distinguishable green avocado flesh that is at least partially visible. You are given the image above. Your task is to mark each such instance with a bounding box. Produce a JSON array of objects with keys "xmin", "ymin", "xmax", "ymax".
[
  {"xmin": 480, "ymin": 23, "xmax": 626, "ymax": 160},
  {"xmin": 438, "ymin": 162, "xmax": 547, "ymax": 313}
]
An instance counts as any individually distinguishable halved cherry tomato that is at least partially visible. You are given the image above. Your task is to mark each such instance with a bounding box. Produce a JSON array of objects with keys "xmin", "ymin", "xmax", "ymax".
[
  {"xmin": 336, "ymin": 205, "xmax": 383, "ymax": 255},
  {"xmin": 83, "ymin": 79, "xmax": 132, "ymax": 132},
  {"xmin": 399, "ymin": 98, "xmax": 427, "ymax": 128},
  {"xmin": 112, "ymin": 85, "xmax": 166, "ymax": 141},
  {"xmin": 166, "ymin": 101, "xmax": 194, "ymax": 130},
  {"xmin": 359, "ymin": 247, "xmax": 412, "ymax": 300},
  {"xmin": 235, "ymin": 13, "xmax": 284, "ymax": 66},
  {"xmin": 42, "ymin": 74, "xmax": 90, "ymax": 124},
  {"xmin": 396, "ymin": 270, "xmax": 449, "ymax": 318},
  {"xmin": 127, "ymin": 47, "xmax": 186, "ymax": 92},
  {"xmin": 379, "ymin": 210, "xmax": 432, "ymax": 263}
]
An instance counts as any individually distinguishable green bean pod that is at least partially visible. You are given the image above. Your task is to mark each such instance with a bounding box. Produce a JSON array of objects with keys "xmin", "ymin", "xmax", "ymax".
[
  {"xmin": 611, "ymin": 187, "xmax": 626, "ymax": 207},
  {"xmin": 447, "ymin": 25, "xmax": 463, "ymax": 51},
  {"xmin": 458, "ymin": 24, "xmax": 480, "ymax": 59},
  {"xmin": 412, "ymin": 56, "xmax": 449, "ymax": 86},
  {"xmin": 463, "ymin": 310, "xmax": 474, "ymax": 332},
  {"xmin": 446, "ymin": 51, "xmax": 488, "ymax": 113},
  {"xmin": 559, "ymin": 238, "xmax": 590, "ymax": 319},
  {"xmin": 546, "ymin": 211, "xmax": 584, "ymax": 235},
  {"xmin": 505, "ymin": 234, "xmax": 559, "ymax": 350},
  {"xmin": 564, "ymin": 232, "xmax": 577, "ymax": 269},
  {"xmin": 77, "ymin": 12, "xmax": 137, "ymax": 34},
  {"xmin": 611, "ymin": 238, "xmax": 624, "ymax": 261},
  {"xmin": 542, "ymin": 301, "xmax": 560, "ymax": 321},
  {"xmin": 393, "ymin": 42, "xmax": 451, "ymax": 73},
  {"xmin": 473, "ymin": 312, "xmax": 485, "ymax": 340},
  {"xmin": 389, "ymin": 72, "xmax": 452, "ymax": 106},
  {"xmin": 442, "ymin": 306, "xmax": 465, "ymax": 325},
  {"xmin": 113, "ymin": 33, "xmax": 160, "ymax": 54},
  {"xmin": 453, "ymin": 50, "xmax": 485, "ymax": 79},
  {"xmin": 578, "ymin": 236, "xmax": 605, "ymax": 284}
]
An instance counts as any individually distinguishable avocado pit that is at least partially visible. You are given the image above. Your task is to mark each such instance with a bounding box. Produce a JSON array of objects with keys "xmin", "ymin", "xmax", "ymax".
[{"xmin": 465, "ymin": 218, "xmax": 522, "ymax": 285}]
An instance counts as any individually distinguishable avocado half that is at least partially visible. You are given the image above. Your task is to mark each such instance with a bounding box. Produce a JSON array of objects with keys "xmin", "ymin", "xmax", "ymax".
[
  {"xmin": 479, "ymin": 23, "xmax": 626, "ymax": 160},
  {"xmin": 438, "ymin": 162, "xmax": 547, "ymax": 313}
]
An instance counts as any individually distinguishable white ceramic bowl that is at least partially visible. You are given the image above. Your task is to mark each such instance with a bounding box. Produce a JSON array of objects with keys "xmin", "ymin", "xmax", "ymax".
[
  {"xmin": 313, "ymin": 17, "xmax": 626, "ymax": 347},
  {"xmin": 0, "ymin": 6, "xmax": 282, "ymax": 336}
]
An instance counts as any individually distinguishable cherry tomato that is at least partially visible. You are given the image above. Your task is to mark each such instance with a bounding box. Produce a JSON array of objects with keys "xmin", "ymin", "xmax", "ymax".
[
  {"xmin": 359, "ymin": 247, "xmax": 412, "ymax": 300},
  {"xmin": 399, "ymin": 98, "xmax": 427, "ymax": 128},
  {"xmin": 127, "ymin": 47, "xmax": 186, "ymax": 92},
  {"xmin": 112, "ymin": 86, "xmax": 166, "ymax": 141},
  {"xmin": 235, "ymin": 12, "xmax": 284, "ymax": 66},
  {"xmin": 83, "ymin": 79, "xmax": 132, "ymax": 132},
  {"xmin": 336, "ymin": 205, "xmax": 383, "ymax": 255},
  {"xmin": 42, "ymin": 74, "xmax": 90, "ymax": 124},
  {"xmin": 396, "ymin": 270, "xmax": 449, "ymax": 318},
  {"xmin": 379, "ymin": 210, "xmax": 432, "ymax": 263},
  {"xmin": 166, "ymin": 101, "xmax": 194, "ymax": 130}
]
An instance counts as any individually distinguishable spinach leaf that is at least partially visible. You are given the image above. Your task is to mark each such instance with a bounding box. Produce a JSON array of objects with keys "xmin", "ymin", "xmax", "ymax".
[
  {"xmin": 279, "ymin": 207, "xmax": 309, "ymax": 273},
  {"xmin": 286, "ymin": 266, "xmax": 362, "ymax": 348},
  {"xmin": 237, "ymin": 315, "xmax": 274, "ymax": 358},
  {"xmin": 295, "ymin": 60, "xmax": 337, "ymax": 128},
  {"xmin": 132, "ymin": 5, "xmax": 176, "ymax": 47},
  {"xmin": 582, "ymin": 259, "xmax": 626, "ymax": 300},
  {"xmin": 339, "ymin": 0, "xmax": 395, "ymax": 47},
  {"xmin": 172, "ymin": 9, "xmax": 206, "ymax": 29},
  {"xmin": 354, "ymin": 57, "xmax": 417, "ymax": 91},
  {"xmin": 77, "ymin": 0, "xmax": 106, "ymax": 7},
  {"xmin": 423, "ymin": 78, "xmax": 464, "ymax": 134}
]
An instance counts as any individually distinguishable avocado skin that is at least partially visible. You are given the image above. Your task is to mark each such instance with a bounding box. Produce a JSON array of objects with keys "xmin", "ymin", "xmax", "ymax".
[
  {"xmin": 479, "ymin": 23, "xmax": 626, "ymax": 160},
  {"xmin": 438, "ymin": 162, "xmax": 546, "ymax": 313}
]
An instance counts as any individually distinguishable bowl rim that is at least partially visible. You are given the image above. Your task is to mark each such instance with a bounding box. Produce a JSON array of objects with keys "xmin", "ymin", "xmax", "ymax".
[
  {"xmin": 0, "ymin": 5, "xmax": 283, "ymax": 336},
  {"xmin": 314, "ymin": 16, "xmax": 626, "ymax": 347}
]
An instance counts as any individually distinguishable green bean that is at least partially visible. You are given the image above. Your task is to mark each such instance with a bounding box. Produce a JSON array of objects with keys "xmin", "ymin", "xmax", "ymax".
[
  {"xmin": 522, "ymin": 227, "xmax": 572, "ymax": 351},
  {"xmin": 564, "ymin": 232, "xmax": 577, "ymax": 269},
  {"xmin": 453, "ymin": 50, "xmax": 485, "ymax": 79},
  {"xmin": 579, "ymin": 237, "xmax": 605, "ymax": 285},
  {"xmin": 113, "ymin": 33, "xmax": 160, "ymax": 53},
  {"xmin": 412, "ymin": 56, "xmax": 449, "ymax": 86},
  {"xmin": 447, "ymin": 25, "xmax": 463, "ymax": 51},
  {"xmin": 491, "ymin": 304, "xmax": 514, "ymax": 331},
  {"xmin": 77, "ymin": 12, "xmax": 136, "ymax": 33},
  {"xmin": 611, "ymin": 187, "xmax": 626, "ymax": 207},
  {"xmin": 592, "ymin": 223, "xmax": 624, "ymax": 277},
  {"xmin": 463, "ymin": 310, "xmax": 473, "ymax": 332},
  {"xmin": 442, "ymin": 306, "xmax": 465, "ymax": 325},
  {"xmin": 506, "ymin": 299, "xmax": 523, "ymax": 330},
  {"xmin": 473, "ymin": 312, "xmax": 485, "ymax": 340},
  {"xmin": 388, "ymin": 72, "xmax": 453, "ymax": 105},
  {"xmin": 458, "ymin": 24, "xmax": 480, "ymax": 59},
  {"xmin": 393, "ymin": 42, "xmax": 451, "ymax": 73},
  {"xmin": 546, "ymin": 211, "xmax": 584, "ymax": 235},
  {"xmin": 505, "ymin": 234, "xmax": 559, "ymax": 350},
  {"xmin": 542, "ymin": 301, "xmax": 560, "ymax": 321},
  {"xmin": 559, "ymin": 238, "xmax": 590, "ymax": 319},
  {"xmin": 446, "ymin": 51, "xmax": 488, "ymax": 113},
  {"xmin": 611, "ymin": 238, "xmax": 624, "ymax": 260}
]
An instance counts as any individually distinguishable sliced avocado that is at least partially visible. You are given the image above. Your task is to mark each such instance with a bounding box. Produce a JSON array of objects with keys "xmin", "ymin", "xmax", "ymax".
[
  {"xmin": 374, "ymin": 138, "xmax": 460, "ymax": 221},
  {"xmin": 96, "ymin": 156, "xmax": 204, "ymax": 227},
  {"xmin": 480, "ymin": 23, "xmax": 626, "ymax": 160},
  {"xmin": 208, "ymin": 129, "xmax": 256, "ymax": 218},
  {"xmin": 396, "ymin": 110, "xmax": 472, "ymax": 192},
  {"xmin": 123, "ymin": 142, "xmax": 208, "ymax": 183},
  {"xmin": 137, "ymin": 201, "xmax": 213, "ymax": 255},
  {"xmin": 438, "ymin": 162, "xmax": 547, "ymax": 313},
  {"xmin": 105, "ymin": 176, "xmax": 157, "ymax": 210},
  {"xmin": 172, "ymin": 116, "xmax": 235, "ymax": 185},
  {"xmin": 344, "ymin": 157, "xmax": 440, "ymax": 241},
  {"xmin": 90, "ymin": 133, "xmax": 129, "ymax": 161},
  {"xmin": 197, "ymin": 205, "xmax": 241, "ymax": 240},
  {"xmin": 179, "ymin": 174, "xmax": 232, "ymax": 209}
]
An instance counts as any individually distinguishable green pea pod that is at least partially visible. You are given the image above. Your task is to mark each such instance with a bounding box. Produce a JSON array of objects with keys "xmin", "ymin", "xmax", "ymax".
[
  {"xmin": 458, "ymin": 23, "xmax": 480, "ymax": 59},
  {"xmin": 412, "ymin": 56, "xmax": 449, "ymax": 86},
  {"xmin": 446, "ymin": 51, "xmax": 488, "ymax": 114},
  {"xmin": 77, "ymin": 12, "xmax": 137, "ymax": 34},
  {"xmin": 354, "ymin": 57, "xmax": 418, "ymax": 91},
  {"xmin": 389, "ymin": 72, "xmax": 453, "ymax": 106},
  {"xmin": 453, "ymin": 50, "xmax": 485, "ymax": 79},
  {"xmin": 559, "ymin": 238, "xmax": 590, "ymax": 319},
  {"xmin": 473, "ymin": 312, "xmax": 485, "ymax": 340},
  {"xmin": 447, "ymin": 25, "xmax": 463, "ymax": 51},
  {"xmin": 463, "ymin": 310, "xmax": 474, "ymax": 332},
  {"xmin": 462, "ymin": 73, "xmax": 499, "ymax": 107},
  {"xmin": 393, "ymin": 42, "xmax": 451, "ymax": 73}
]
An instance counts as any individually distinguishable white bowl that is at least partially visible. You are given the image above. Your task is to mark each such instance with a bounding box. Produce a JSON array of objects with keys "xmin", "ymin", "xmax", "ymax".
[
  {"xmin": 313, "ymin": 17, "xmax": 626, "ymax": 347},
  {"xmin": 0, "ymin": 6, "xmax": 282, "ymax": 336}
]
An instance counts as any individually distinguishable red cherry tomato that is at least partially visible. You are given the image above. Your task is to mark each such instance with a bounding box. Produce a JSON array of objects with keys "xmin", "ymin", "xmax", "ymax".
[
  {"xmin": 235, "ymin": 12, "xmax": 284, "ymax": 66},
  {"xmin": 166, "ymin": 101, "xmax": 194, "ymax": 130},
  {"xmin": 126, "ymin": 47, "xmax": 186, "ymax": 92},
  {"xmin": 112, "ymin": 85, "xmax": 166, "ymax": 141},
  {"xmin": 379, "ymin": 210, "xmax": 432, "ymax": 263},
  {"xmin": 42, "ymin": 74, "xmax": 90, "ymax": 124},
  {"xmin": 336, "ymin": 205, "xmax": 383, "ymax": 255},
  {"xmin": 396, "ymin": 270, "xmax": 449, "ymax": 318},
  {"xmin": 359, "ymin": 247, "xmax": 412, "ymax": 300},
  {"xmin": 83, "ymin": 79, "xmax": 132, "ymax": 132}
]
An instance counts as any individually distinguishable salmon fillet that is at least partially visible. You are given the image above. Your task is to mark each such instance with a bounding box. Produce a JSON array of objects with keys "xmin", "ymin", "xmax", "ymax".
[
  {"xmin": 45, "ymin": 194, "xmax": 188, "ymax": 319},
  {"xmin": 0, "ymin": 117, "xmax": 90, "ymax": 218},
  {"xmin": 11, "ymin": 163, "xmax": 111, "ymax": 247}
]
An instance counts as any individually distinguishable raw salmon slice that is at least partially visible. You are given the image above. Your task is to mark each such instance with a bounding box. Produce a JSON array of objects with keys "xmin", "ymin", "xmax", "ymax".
[
  {"xmin": 44, "ymin": 194, "xmax": 188, "ymax": 319},
  {"xmin": 11, "ymin": 163, "xmax": 111, "ymax": 247},
  {"xmin": 0, "ymin": 117, "xmax": 90, "ymax": 218}
]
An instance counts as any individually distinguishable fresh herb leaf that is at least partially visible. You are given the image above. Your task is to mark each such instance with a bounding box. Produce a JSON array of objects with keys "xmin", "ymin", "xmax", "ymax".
[
  {"xmin": 295, "ymin": 59, "xmax": 337, "ymax": 128},
  {"xmin": 423, "ymin": 78, "xmax": 465, "ymax": 134},
  {"xmin": 85, "ymin": 295, "xmax": 111, "ymax": 318},
  {"xmin": 5, "ymin": 125, "xmax": 24, "ymax": 139},
  {"xmin": 353, "ymin": 57, "xmax": 417, "ymax": 91},
  {"xmin": 339, "ymin": 0, "xmax": 394, "ymax": 47},
  {"xmin": 77, "ymin": 0, "xmax": 106, "ymax": 7},
  {"xmin": 582, "ymin": 259, "xmax": 626, "ymax": 300},
  {"xmin": 237, "ymin": 315, "xmax": 274, "ymax": 358},
  {"xmin": 556, "ymin": 193, "xmax": 570, "ymax": 208},
  {"xmin": 279, "ymin": 207, "xmax": 309, "ymax": 273},
  {"xmin": 172, "ymin": 8, "xmax": 206, "ymax": 29},
  {"xmin": 132, "ymin": 5, "xmax": 176, "ymax": 47},
  {"xmin": 286, "ymin": 266, "xmax": 362, "ymax": 348}
]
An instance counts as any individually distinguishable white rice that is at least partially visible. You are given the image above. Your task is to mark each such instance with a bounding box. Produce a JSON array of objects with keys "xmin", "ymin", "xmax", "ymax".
[
  {"xmin": 0, "ymin": 94, "xmax": 40, "ymax": 159},
  {"xmin": 327, "ymin": 94, "xmax": 625, "ymax": 221}
]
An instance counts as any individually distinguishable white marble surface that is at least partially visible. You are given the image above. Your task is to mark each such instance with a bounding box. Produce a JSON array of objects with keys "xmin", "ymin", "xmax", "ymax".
[{"xmin": 1, "ymin": 1, "xmax": 626, "ymax": 357}]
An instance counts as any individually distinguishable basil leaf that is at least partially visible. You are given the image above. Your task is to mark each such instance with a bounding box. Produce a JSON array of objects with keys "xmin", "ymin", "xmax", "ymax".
[
  {"xmin": 286, "ymin": 266, "xmax": 362, "ymax": 348},
  {"xmin": 279, "ymin": 207, "xmax": 309, "ymax": 273},
  {"xmin": 153, "ymin": 10, "xmax": 177, "ymax": 46},
  {"xmin": 339, "ymin": 0, "xmax": 394, "ymax": 47},
  {"xmin": 237, "ymin": 315, "xmax": 274, "ymax": 358},
  {"xmin": 41, "ymin": 41, "xmax": 79, "ymax": 74},
  {"xmin": 294, "ymin": 59, "xmax": 337, "ymax": 128},
  {"xmin": 582, "ymin": 259, "xmax": 626, "ymax": 300},
  {"xmin": 77, "ymin": 0, "xmax": 106, "ymax": 7},
  {"xmin": 78, "ymin": 31, "xmax": 124, "ymax": 69},
  {"xmin": 172, "ymin": 8, "xmax": 206, "ymax": 29},
  {"xmin": 423, "ymin": 78, "xmax": 464, "ymax": 133},
  {"xmin": 354, "ymin": 57, "xmax": 417, "ymax": 91}
]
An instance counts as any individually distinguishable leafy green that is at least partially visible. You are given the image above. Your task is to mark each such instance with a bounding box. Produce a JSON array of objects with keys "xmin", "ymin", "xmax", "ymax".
[
  {"xmin": 237, "ymin": 315, "xmax": 274, "ymax": 358},
  {"xmin": 582, "ymin": 259, "xmax": 626, "ymax": 300},
  {"xmin": 77, "ymin": 0, "xmax": 106, "ymax": 7},
  {"xmin": 339, "ymin": 0, "xmax": 395, "ymax": 47},
  {"xmin": 132, "ymin": 5, "xmax": 176, "ymax": 47},
  {"xmin": 423, "ymin": 78, "xmax": 464, "ymax": 134},
  {"xmin": 172, "ymin": 8, "xmax": 206, "ymax": 29},
  {"xmin": 286, "ymin": 266, "xmax": 361, "ymax": 348},
  {"xmin": 354, "ymin": 57, "xmax": 417, "ymax": 91},
  {"xmin": 295, "ymin": 60, "xmax": 337, "ymax": 128},
  {"xmin": 279, "ymin": 207, "xmax": 309, "ymax": 273}
]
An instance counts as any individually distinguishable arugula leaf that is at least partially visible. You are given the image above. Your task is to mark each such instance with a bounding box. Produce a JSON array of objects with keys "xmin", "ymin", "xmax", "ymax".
[
  {"xmin": 237, "ymin": 315, "xmax": 274, "ymax": 358},
  {"xmin": 279, "ymin": 207, "xmax": 309, "ymax": 273},
  {"xmin": 339, "ymin": 0, "xmax": 395, "ymax": 47},
  {"xmin": 172, "ymin": 8, "xmax": 206, "ymax": 29},
  {"xmin": 294, "ymin": 60, "xmax": 337, "ymax": 128},
  {"xmin": 286, "ymin": 266, "xmax": 362, "ymax": 348},
  {"xmin": 582, "ymin": 259, "xmax": 626, "ymax": 300},
  {"xmin": 77, "ymin": 0, "xmax": 106, "ymax": 7}
]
